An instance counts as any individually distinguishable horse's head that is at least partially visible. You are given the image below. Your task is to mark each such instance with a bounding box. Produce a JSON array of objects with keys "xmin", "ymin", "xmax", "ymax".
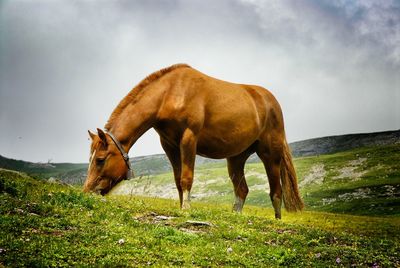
[{"xmin": 83, "ymin": 128, "xmax": 131, "ymax": 195}]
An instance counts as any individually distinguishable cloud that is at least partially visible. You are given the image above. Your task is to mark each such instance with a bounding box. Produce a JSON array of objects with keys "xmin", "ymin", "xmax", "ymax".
[{"xmin": 0, "ymin": 0, "xmax": 398, "ymax": 162}]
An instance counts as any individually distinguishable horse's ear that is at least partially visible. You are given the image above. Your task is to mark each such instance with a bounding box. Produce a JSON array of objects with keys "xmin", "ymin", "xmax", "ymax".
[
  {"xmin": 97, "ymin": 128, "xmax": 108, "ymax": 145},
  {"xmin": 88, "ymin": 130, "xmax": 96, "ymax": 140}
]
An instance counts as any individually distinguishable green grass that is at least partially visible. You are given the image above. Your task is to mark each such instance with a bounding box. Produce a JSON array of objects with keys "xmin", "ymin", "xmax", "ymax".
[
  {"xmin": 116, "ymin": 144, "xmax": 400, "ymax": 216},
  {"xmin": 296, "ymin": 145, "xmax": 400, "ymax": 216},
  {"xmin": 1, "ymin": 169, "xmax": 399, "ymax": 267}
]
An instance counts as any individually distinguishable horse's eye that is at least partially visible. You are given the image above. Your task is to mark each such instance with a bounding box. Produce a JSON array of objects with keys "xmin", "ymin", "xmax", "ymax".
[{"xmin": 96, "ymin": 158, "xmax": 105, "ymax": 165}]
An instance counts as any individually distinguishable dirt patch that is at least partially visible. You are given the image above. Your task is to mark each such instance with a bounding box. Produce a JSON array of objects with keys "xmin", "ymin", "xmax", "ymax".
[
  {"xmin": 299, "ymin": 164, "xmax": 326, "ymax": 188},
  {"xmin": 132, "ymin": 212, "xmax": 213, "ymax": 234},
  {"xmin": 178, "ymin": 220, "xmax": 213, "ymax": 234},
  {"xmin": 321, "ymin": 188, "xmax": 372, "ymax": 205},
  {"xmin": 133, "ymin": 211, "xmax": 176, "ymax": 225},
  {"xmin": 110, "ymin": 181, "xmax": 178, "ymax": 199},
  {"xmin": 322, "ymin": 184, "xmax": 400, "ymax": 206},
  {"xmin": 334, "ymin": 158, "xmax": 367, "ymax": 181},
  {"xmin": 151, "ymin": 184, "xmax": 178, "ymax": 198},
  {"xmin": 338, "ymin": 188, "xmax": 372, "ymax": 201}
]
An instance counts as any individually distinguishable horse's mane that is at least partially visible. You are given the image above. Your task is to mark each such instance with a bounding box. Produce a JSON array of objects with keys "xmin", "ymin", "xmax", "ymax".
[{"xmin": 105, "ymin": 63, "xmax": 191, "ymax": 130}]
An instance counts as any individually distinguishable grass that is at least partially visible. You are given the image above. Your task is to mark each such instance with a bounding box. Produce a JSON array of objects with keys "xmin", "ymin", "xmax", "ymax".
[
  {"xmin": 114, "ymin": 144, "xmax": 400, "ymax": 217},
  {"xmin": 1, "ymin": 168, "xmax": 399, "ymax": 267},
  {"xmin": 296, "ymin": 145, "xmax": 400, "ymax": 216}
]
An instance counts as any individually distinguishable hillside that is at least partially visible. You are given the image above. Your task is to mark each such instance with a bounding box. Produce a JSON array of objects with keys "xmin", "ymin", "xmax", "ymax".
[
  {"xmin": 0, "ymin": 155, "xmax": 88, "ymax": 184},
  {"xmin": 1, "ymin": 130, "xmax": 399, "ymax": 182},
  {"xmin": 1, "ymin": 169, "xmax": 399, "ymax": 267},
  {"xmin": 289, "ymin": 129, "xmax": 400, "ymax": 157},
  {"xmin": 110, "ymin": 144, "xmax": 400, "ymax": 216},
  {"xmin": 115, "ymin": 129, "xmax": 400, "ymax": 176}
]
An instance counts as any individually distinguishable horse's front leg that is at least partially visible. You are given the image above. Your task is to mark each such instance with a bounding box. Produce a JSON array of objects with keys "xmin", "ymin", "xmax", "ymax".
[
  {"xmin": 179, "ymin": 128, "xmax": 197, "ymax": 210},
  {"xmin": 160, "ymin": 138, "xmax": 183, "ymax": 207}
]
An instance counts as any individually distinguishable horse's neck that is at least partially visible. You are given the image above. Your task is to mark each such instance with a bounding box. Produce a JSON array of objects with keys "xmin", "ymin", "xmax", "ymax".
[{"xmin": 107, "ymin": 87, "xmax": 162, "ymax": 153}]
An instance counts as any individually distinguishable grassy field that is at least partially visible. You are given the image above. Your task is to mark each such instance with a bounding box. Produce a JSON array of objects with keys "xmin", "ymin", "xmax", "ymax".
[
  {"xmin": 1, "ymin": 168, "xmax": 399, "ymax": 267},
  {"xmin": 111, "ymin": 144, "xmax": 400, "ymax": 217}
]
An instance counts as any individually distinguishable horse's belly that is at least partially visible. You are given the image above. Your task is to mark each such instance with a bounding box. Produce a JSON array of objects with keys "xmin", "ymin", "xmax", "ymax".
[
  {"xmin": 196, "ymin": 109, "xmax": 262, "ymax": 158},
  {"xmin": 196, "ymin": 128, "xmax": 259, "ymax": 159}
]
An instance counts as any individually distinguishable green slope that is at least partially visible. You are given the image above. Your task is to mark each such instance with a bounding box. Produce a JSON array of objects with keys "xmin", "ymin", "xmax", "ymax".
[
  {"xmin": 2, "ymin": 130, "xmax": 398, "ymax": 184},
  {"xmin": 1, "ymin": 169, "xmax": 399, "ymax": 267},
  {"xmin": 111, "ymin": 144, "xmax": 400, "ymax": 216},
  {"xmin": 0, "ymin": 155, "xmax": 88, "ymax": 184}
]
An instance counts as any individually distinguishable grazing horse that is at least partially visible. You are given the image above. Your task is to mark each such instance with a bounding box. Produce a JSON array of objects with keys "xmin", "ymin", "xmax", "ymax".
[{"xmin": 83, "ymin": 64, "xmax": 304, "ymax": 219}]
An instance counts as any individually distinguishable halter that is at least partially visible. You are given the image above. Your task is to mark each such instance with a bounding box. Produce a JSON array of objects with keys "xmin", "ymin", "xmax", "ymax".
[{"xmin": 105, "ymin": 131, "xmax": 132, "ymax": 179}]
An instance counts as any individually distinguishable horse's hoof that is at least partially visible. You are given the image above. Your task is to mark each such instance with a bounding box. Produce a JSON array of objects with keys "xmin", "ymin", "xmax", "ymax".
[
  {"xmin": 181, "ymin": 202, "xmax": 191, "ymax": 210},
  {"xmin": 232, "ymin": 204, "xmax": 243, "ymax": 213}
]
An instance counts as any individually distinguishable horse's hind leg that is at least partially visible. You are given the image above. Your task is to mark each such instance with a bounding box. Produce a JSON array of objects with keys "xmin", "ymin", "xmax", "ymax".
[
  {"xmin": 257, "ymin": 145, "xmax": 283, "ymax": 219},
  {"xmin": 227, "ymin": 152, "xmax": 252, "ymax": 212}
]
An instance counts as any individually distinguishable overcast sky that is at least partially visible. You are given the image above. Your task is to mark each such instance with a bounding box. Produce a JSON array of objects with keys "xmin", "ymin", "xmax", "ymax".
[{"xmin": 1, "ymin": 0, "xmax": 399, "ymax": 163}]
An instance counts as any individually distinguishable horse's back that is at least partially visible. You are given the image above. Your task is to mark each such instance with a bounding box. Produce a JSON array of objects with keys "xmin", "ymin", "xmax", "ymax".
[
  {"xmin": 156, "ymin": 67, "xmax": 285, "ymax": 158},
  {"xmin": 183, "ymin": 68, "xmax": 285, "ymax": 132}
]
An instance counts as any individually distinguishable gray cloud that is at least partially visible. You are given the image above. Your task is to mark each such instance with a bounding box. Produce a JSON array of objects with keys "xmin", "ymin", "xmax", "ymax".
[{"xmin": 0, "ymin": 0, "xmax": 399, "ymax": 162}]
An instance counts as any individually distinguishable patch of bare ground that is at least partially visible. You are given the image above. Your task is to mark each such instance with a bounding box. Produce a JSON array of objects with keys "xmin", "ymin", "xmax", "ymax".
[
  {"xmin": 334, "ymin": 157, "xmax": 367, "ymax": 181},
  {"xmin": 322, "ymin": 185, "xmax": 400, "ymax": 205},
  {"xmin": 133, "ymin": 211, "xmax": 175, "ymax": 225},
  {"xmin": 132, "ymin": 212, "xmax": 213, "ymax": 234},
  {"xmin": 110, "ymin": 181, "xmax": 178, "ymax": 199},
  {"xmin": 299, "ymin": 164, "xmax": 326, "ymax": 188}
]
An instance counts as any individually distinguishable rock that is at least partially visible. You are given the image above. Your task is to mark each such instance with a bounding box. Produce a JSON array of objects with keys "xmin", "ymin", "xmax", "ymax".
[
  {"xmin": 15, "ymin": 208, "xmax": 24, "ymax": 214},
  {"xmin": 185, "ymin": 220, "xmax": 212, "ymax": 227},
  {"xmin": 155, "ymin": 215, "xmax": 174, "ymax": 221},
  {"xmin": 48, "ymin": 177, "xmax": 57, "ymax": 183}
]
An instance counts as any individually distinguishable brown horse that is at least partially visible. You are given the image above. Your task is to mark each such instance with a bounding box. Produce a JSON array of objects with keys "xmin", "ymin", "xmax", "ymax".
[{"xmin": 83, "ymin": 64, "xmax": 304, "ymax": 219}]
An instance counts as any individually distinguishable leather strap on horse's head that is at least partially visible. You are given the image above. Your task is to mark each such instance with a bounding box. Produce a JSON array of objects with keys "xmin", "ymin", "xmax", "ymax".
[{"xmin": 105, "ymin": 131, "xmax": 132, "ymax": 179}]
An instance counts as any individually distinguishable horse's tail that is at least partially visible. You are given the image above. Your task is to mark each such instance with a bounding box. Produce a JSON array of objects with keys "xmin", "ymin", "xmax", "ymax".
[{"xmin": 280, "ymin": 139, "xmax": 304, "ymax": 212}]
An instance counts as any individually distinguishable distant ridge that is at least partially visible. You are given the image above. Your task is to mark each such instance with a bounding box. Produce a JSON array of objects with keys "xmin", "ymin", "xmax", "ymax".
[
  {"xmin": 1, "ymin": 130, "xmax": 399, "ymax": 182},
  {"xmin": 289, "ymin": 130, "xmax": 400, "ymax": 157},
  {"xmin": 0, "ymin": 155, "xmax": 88, "ymax": 184}
]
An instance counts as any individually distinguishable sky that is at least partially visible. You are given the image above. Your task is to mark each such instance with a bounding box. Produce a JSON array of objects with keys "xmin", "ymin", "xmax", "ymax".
[{"xmin": 0, "ymin": 0, "xmax": 399, "ymax": 163}]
